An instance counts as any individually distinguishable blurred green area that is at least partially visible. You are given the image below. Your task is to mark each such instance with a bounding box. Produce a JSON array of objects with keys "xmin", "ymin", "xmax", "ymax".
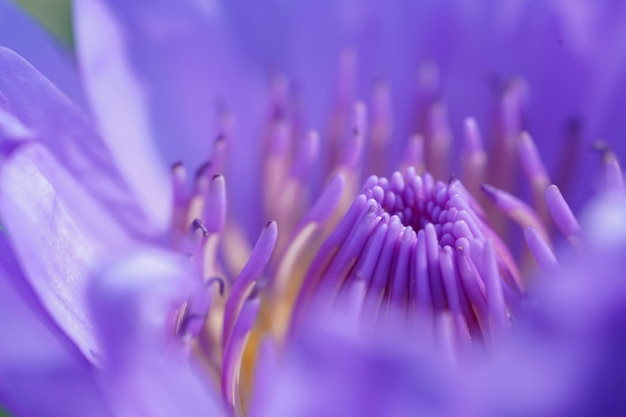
[{"xmin": 16, "ymin": 0, "xmax": 74, "ymax": 47}]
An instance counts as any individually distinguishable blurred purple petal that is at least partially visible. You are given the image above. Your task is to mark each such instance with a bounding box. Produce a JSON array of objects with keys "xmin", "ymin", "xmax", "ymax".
[
  {"xmin": 470, "ymin": 193, "xmax": 626, "ymax": 416},
  {"xmin": 0, "ymin": 142, "xmax": 133, "ymax": 362},
  {"xmin": 89, "ymin": 249, "xmax": 225, "ymax": 417},
  {"xmin": 0, "ymin": 236, "xmax": 112, "ymax": 417},
  {"xmin": 251, "ymin": 304, "xmax": 462, "ymax": 417},
  {"xmin": 0, "ymin": 47, "xmax": 159, "ymax": 235},
  {"xmin": 74, "ymin": 0, "xmax": 171, "ymax": 232}
]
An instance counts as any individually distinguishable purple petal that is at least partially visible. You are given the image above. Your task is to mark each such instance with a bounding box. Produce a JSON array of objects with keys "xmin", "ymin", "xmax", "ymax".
[
  {"xmin": 73, "ymin": 0, "xmax": 172, "ymax": 232},
  {"xmin": 73, "ymin": 0, "xmax": 266, "ymax": 234},
  {"xmin": 0, "ymin": 47, "xmax": 160, "ymax": 235},
  {"xmin": 89, "ymin": 249, "xmax": 225, "ymax": 417},
  {"xmin": 250, "ymin": 304, "xmax": 461, "ymax": 417},
  {"xmin": 0, "ymin": 236, "xmax": 112, "ymax": 417},
  {"xmin": 88, "ymin": 249, "xmax": 197, "ymax": 364},
  {"xmin": 0, "ymin": 142, "xmax": 133, "ymax": 362},
  {"xmin": 475, "ymin": 199, "xmax": 626, "ymax": 416}
]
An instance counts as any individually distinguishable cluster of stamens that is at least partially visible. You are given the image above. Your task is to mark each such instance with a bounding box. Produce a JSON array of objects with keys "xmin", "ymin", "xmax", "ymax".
[
  {"xmin": 168, "ymin": 149, "xmax": 278, "ymax": 416},
  {"xmin": 293, "ymin": 168, "xmax": 522, "ymax": 347}
]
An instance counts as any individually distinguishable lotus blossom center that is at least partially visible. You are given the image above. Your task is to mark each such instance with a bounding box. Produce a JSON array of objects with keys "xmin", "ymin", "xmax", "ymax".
[
  {"xmin": 295, "ymin": 167, "xmax": 523, "ymax": 346},
  {"xmin": 362, "ymin": 169, "xmax": 476, "ymax": 246}
]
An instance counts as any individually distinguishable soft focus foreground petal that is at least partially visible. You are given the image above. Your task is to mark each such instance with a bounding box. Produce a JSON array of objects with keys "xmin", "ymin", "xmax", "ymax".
[
  {"xmin": 251, "ymin": 300, "xmax": 463, "ymax": 417},
  {"xmin": 0, "ymin": 0, "xmax": 85, "ymax": 105},
  {"xmin": 473, "ymin": 194, "xmax": 626, "ymax": 416},
  {"xmin": 0, "ymin": 48, "xmax": 158, "ymax": 235},
  {"xmin": 89, "ymin": 249, "xmax": 225, "ymax": 417},
  {"xmin": 0, "ymin": 236, "xmax": 112, "ymax": 417},
  {"xmin": 580, "ymin": 191, "xmax": 626, "ymax": 249},
  {"xmin": 0, "ymin": 142, "xmax": 133, "ymax": 363},
  {"xmin": 89, "ymin": 249, "xmax": 196, "ymax": 365},
  {"xmin": 73, "ymin": 0, "xmax": 171, "ymax": 233},
  {"xmin": 73, "ymin": 0, "xmax": 265, "ymax": 234}
]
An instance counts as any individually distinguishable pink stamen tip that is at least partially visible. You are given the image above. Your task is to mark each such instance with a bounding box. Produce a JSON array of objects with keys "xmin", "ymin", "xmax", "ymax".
[
  {"xmin": 518, "ymin": 131, "xmax": 549, "ymax": 181},
  {"xmin": 204, "ymin": 174, "xmax": 227, "ymax": 234},
  {"xmin": 545, "ymin": 184, "xmax": 580, "ymax": 238},
  {"xmin": 463, "ymin": 117, "xmax": 484, "ymax": 154},
  {"xmin": 524, "ymin": 226, "xmax": 559, "ymax": 272},
  {"xmin": 605, "ymin": 157, "xmax": 625, "ymax": 191},
  {"xmin": 481, "ymin": 183, "xmax": 548, "ymax": 239}
]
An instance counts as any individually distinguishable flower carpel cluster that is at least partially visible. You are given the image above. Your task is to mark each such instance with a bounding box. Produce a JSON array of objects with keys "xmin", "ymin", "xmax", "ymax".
[{"xmin": 295, "ymin": 168, "xmax": 522, "ymax": 347}]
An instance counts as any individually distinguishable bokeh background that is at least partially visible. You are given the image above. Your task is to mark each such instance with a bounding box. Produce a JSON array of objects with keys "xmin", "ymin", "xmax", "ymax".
[{"xmin": 15, "ymin": 0, "xmax": 72, "ymax": 46}]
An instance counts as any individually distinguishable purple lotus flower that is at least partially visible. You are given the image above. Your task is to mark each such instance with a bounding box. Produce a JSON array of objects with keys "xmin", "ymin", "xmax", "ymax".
[{"xmin": 1, "ymin": 0, "xmax": 626, "ymax": 416}]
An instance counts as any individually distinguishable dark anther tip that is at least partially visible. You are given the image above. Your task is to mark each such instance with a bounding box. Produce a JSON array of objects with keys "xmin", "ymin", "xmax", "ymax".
[
  {"xmin": 248, "ymin": 282, "xmax": 265, "ymax": 300},
  {"xmin": 480, "ymin": 183, "xmax": 497, "ymax": 197},
  {"xmin": 191, "ymin": 218, "xmax": 210, "ymax": 237},
  {"xmin": 590, "ymin": 141, "xmax": 608, "ymax": 153},
  {"xmin": 206, "ymin": 277, "xmax": 225, "ymax": 296},
  {"xmin": 195, "ymin": 161, "xmax": 212, "ymax": 178},
  {"xmin": 589, "ymin": 141, "xmax": 616, "ymax": 162}
]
